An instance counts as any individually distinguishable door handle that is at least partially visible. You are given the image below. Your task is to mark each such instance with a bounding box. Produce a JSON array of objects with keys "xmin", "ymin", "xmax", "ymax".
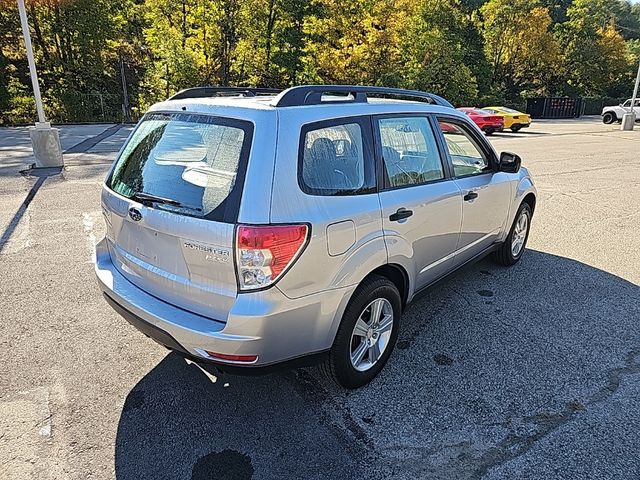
[
  {"xmin": 389, "ymin": 208, "xmax": 413, "ymax": 222},
  {"xmin": 463, "ymin": 191, "xmax": 478, "ymax": 201}
]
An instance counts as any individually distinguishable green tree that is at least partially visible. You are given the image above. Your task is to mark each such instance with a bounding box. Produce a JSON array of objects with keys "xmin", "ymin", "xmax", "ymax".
[
  {"xmin": 397, "ymin": 0, "xmax": 479, "ymax": 104},
  {"xmin": 540, "ymin": 0, "xmax": 573, "ymax": 23},
  {"xmin": 302, "ymin": 0, "xmax": 412, "ymax": 85},
  {"xmin": 612, "ymin": 0, "xmax": 640, "ymax": 41},
  {"xmin": 0, "ymin": 4, "xmax": 19, "ymax": 122},
  {"xmin": 143, "ymin": 0, "xmax": 216, "ymax": 97},
  {"xmin": 232, "ymin": 0, "xmax": 318, "ymax": 86},
  {"xmin": 3, "ymin": 0, "xmax": 640, "ymax": 124},
  {"xmin": 481, "ymin": 0, "xmax": 561, "ymax": 99},
  {"xmin": 0, "ymin": 0, "xmax": 141, "ymax": 122},
  {"xmin": 558, "ymin": 0, "xmax": 629, "ymax": 96},
  {"xmin": 273, "ymin": 0, "xmax": 319, "ymax": 84}
]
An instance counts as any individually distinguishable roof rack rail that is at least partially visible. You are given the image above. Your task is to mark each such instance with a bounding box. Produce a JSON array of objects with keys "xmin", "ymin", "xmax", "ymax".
[
  {"xmin": 169, "ymin": 86, "xmax": 281, "ymax": 101},
  {"xmin": 272, "ymin": 85, "xmax": 453, "ymax": 108}
]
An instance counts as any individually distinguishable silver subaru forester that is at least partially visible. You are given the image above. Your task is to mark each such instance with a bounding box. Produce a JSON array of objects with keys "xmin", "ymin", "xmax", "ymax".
[{"xmin": 95, "ymin": 85, "xmax": 536, "ymax": 388}]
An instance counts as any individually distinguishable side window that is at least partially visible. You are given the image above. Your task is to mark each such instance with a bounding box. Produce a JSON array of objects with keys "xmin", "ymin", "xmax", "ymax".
[
  {"xmin": 378, "ymin": 116, "xmax": 444, "ymax": 188},
  {"xmin": 438, "ymin": 120, "xmax": 491, "ymax": 177},
  {"xmin": 300, "ymin": 121, "xmax": 374, "ymax": 195}
]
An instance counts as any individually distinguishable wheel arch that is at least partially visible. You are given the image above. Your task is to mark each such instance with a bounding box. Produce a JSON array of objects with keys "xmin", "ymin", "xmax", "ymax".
[
  {"xmin": 602, "ymin": 110, "xmax": 618, "ymax": 123},
  {"xmin": 499, "ymin": 177, "xmax": 536, "ymax": 242},
  {"xmin": 324, "ymin": 261, "xmax": 410, "ymax": 353},
  {"xmin": 522, "ymin": 192, "xmax": 536, "ymax": 215},
  {"xmin": 367, "ymin": 263, "xmax": 410, "ymax": 310}
]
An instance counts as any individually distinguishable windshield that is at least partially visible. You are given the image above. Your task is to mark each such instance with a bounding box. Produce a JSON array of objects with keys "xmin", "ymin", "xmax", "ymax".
[
  {"xmin": 474, "ymin": 109, "xmax": 495, "ymax": 115},
  {"xmin": 108, "ymin": 112, "xmax": 253, "ymax": 222}
]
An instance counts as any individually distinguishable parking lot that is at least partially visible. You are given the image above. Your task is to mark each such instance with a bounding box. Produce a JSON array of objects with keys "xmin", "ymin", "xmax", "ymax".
[{"xmin": 1, "ymin": 117, "xmax": 639, "ymax": 479}]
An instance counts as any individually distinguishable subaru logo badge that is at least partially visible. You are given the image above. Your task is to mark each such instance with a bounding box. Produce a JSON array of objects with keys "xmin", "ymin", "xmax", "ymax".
[{"xmin": 128, "ymin": 207, "xmax": 142, "ymax": 222}]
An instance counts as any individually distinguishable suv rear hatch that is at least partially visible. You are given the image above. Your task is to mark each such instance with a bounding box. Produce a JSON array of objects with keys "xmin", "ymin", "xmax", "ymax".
[{"xmin": 102, "ymin": 112, "xmax": 254, "ymax": 321}]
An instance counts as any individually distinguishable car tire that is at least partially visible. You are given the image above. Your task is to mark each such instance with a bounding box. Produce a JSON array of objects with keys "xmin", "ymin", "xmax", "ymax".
[
  {"xmin": 485, "ymin": 128, "xmax": 494, "ymax": 136},
  {"xmin": 492, "ymin": 203, "xmax": 532, "ymax": 267},
  {"xmin": 320, "ymin": 275, "xmax": 401, "ymax": 389},
  {"xmin": 510, "ymin": 125, "xmax": 521, "ymax": 132},
  {"xmin": 602, "ymin": 112, "xmax": 616, "ymax": 124}
]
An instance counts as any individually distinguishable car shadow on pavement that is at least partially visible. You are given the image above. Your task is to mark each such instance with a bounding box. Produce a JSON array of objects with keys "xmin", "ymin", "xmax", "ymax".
[
  {"xmin": 114, "ymin": 250, "xmax": 640, "ymax": 480},
  {"xmin": 114, "ymin": 353, "xmax": 364, "ymax": 480}
]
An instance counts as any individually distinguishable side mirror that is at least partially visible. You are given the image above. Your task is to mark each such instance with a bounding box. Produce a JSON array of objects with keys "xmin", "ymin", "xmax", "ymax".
[{"xmin": 498, "ymin": 151, "xmax": 521, "ymax": 173}]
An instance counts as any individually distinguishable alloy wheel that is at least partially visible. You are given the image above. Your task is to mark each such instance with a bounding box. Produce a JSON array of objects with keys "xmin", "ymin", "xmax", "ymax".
[
  {"xmin": 511, "ymin": 211, "xmax": 529, "ymax": 257},
  {"xmin": 349, "ymin": 298, "xmax": 394, "ymax": 372}
]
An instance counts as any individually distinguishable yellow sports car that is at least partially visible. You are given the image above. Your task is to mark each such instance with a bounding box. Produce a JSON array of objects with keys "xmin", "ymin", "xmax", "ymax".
[{"xmin": 483, "ymin": 107, "xmax": 531, "ymax": 132}]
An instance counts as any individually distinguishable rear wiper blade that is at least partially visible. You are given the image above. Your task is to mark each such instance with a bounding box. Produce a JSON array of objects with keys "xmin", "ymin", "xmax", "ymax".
[
  {"xmin": 132, "ymin": 191, "xmax": 182, "ymax": 207},
  {"xmin": 131, "ymin": 191, "xmax": 203, "ymax": 212}
]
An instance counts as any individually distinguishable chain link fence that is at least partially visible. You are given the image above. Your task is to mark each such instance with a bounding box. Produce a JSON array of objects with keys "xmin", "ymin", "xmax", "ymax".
[
  {"xmin": 581, "ymin": 97, "xmax": 628, "ymax": 115},
  {"xmin": 0, "ymin": 90, "xmax": 140, "ymax": 125},
  {"xmin": 53, "ymin": 90, "xmax": 136, "ymax": 123}
]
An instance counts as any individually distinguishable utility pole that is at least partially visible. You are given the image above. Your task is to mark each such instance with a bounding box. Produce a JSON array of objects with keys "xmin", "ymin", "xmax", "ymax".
[
  {"xmin": 17, "ymin": 0, "xmax": 63, "ymax": 167},
  {"xmin": 98, "ymin": 93, "xmax": 105, "ymax": 120},
  {"xmin": 119, "ymin": 54, "xmax": 131, "ymax": 122},
  {"xmin": 621, "ymin": 58, "xmax": 640, "ymax": 131}
]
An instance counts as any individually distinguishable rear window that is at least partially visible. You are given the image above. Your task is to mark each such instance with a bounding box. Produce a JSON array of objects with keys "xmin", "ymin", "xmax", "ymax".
[{"xmin": 108, "ymin": 112, "xmax": 253, "ymax": 222}]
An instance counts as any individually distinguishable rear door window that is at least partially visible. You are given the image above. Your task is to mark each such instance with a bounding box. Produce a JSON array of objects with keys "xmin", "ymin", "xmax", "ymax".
[
  {"xmin": 377, "ymin": 116, "xmax": 445, "ymax": 188},
  {"xmin": 108, "ymin": 112, "xmax": 253, "ymax": 222},
  {"xmin": 299, "ymin": 118, "xmax": 376, "ymax": 196}
]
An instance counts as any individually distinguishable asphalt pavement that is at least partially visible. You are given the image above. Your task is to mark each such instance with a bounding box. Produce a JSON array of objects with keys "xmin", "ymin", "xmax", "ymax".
[{"xmin": 1, "ymin": 117, "xmax": 639, "ymax": 480}]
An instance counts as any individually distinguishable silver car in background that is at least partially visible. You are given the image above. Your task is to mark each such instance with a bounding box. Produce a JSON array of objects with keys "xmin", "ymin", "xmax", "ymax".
[{"xmin": 95, "ymin": 85, "xmax": 536, "ymax": 388}]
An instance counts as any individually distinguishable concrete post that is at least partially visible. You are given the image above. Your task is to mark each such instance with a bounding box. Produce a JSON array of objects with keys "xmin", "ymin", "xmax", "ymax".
[
  {"xmin": 29, "ymin": 123, "xmax": 64, "ymax": 168},
  {"xmin": 17, "ymin": 0, "xmax": 63, "ymax": 167},
  {"xmin": 621, "ymin": 113, "xmax": 635, "ymax": 130}
]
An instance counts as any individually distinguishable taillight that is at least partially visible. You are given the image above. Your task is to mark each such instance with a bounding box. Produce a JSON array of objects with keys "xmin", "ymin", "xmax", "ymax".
[{"xmin": 236, "ymin": 224, "xmax": 309, "ymax": 291}]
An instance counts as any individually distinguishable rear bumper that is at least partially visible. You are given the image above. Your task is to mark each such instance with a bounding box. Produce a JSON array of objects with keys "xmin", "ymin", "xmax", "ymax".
[
  {"xmin": 480, "ymin": 123, "xmax": 503, "ymax": 131},
  {"xmin": 95, "ymin": 238, "xmax": 352, "ymax": 369},
  {"xmin": 101, "ymin": 291, "xmax": 328, "ymax": 373}
]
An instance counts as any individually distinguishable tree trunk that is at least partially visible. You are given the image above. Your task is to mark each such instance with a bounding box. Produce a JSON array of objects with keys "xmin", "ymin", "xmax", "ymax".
[
  {"xmin": 29, "ymin": 2, "xmax": 50, "ymax": 63},
  {"xmin": 53, "ymin": 5, "xmax": 65, "ymax": 65},
  {"xmin": 264, "ymin": 0, "xmax": 277, "ymax": 79},
  {"xmin": 182, "ymin": 0, "xmax": 187, "ymax": 50},
  {"xmin": 203, "ymin": 22, "xmax": 210, "ymax": 81},
  {"xmin": 219, "ymin": 0, "xmax": 239, "ymax": 86},
  {"xmin": 166, "ymin": 63, "xmax": 170, "ymax": 97}
]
